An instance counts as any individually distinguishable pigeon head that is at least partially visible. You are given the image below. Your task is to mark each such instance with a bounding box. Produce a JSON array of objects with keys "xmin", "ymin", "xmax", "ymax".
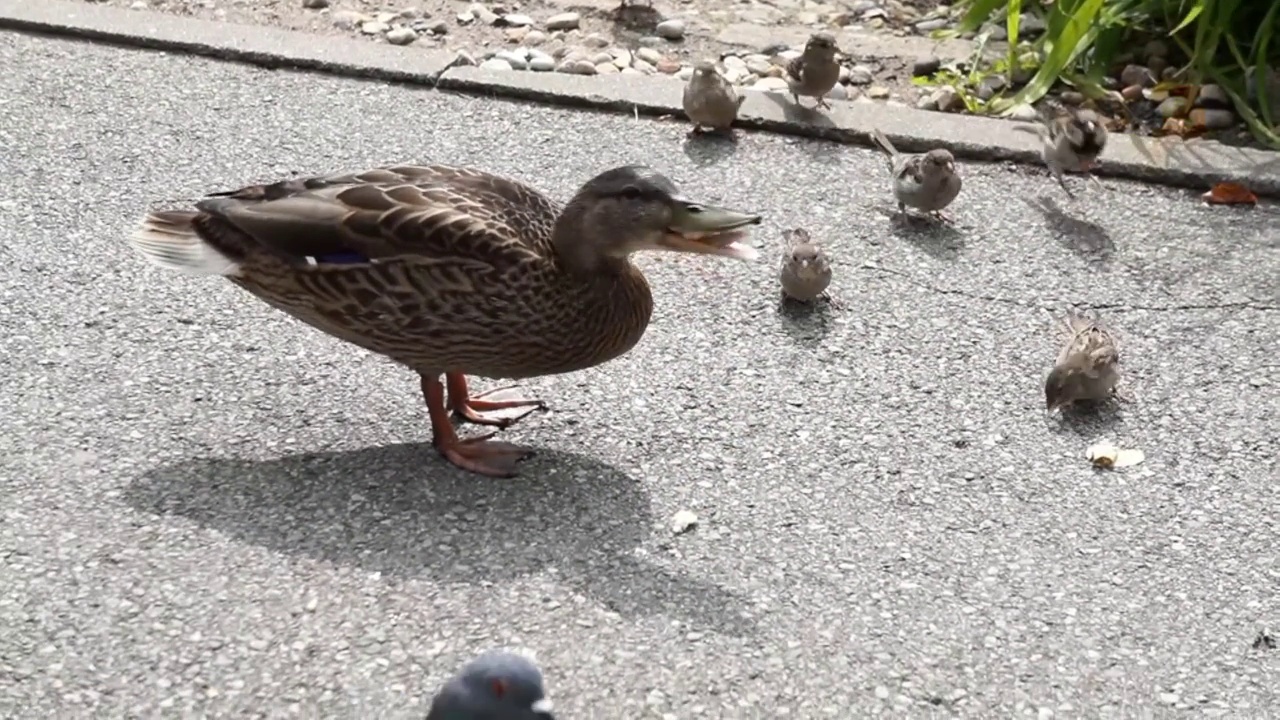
[{"xmin": 426, "ymin": 650, "xmax": 554, "ymax": 720}]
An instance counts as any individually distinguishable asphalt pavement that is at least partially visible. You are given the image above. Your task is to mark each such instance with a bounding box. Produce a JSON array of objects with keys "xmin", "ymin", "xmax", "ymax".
[{"xmin": 2, "ymin": 31, "xmax": 1278, "ymax": 718}]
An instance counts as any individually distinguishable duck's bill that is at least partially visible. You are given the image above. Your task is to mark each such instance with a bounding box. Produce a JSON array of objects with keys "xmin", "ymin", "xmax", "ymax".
[{"xmin": 660, "ymin": 202, "xmax": 763, "ymax": 260}]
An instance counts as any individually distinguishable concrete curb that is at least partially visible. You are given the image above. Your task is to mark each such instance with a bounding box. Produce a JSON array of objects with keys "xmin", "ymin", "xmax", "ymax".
[{"xmin": 5, "ymin": 0, "xmax": 1280, "ymax": 199}]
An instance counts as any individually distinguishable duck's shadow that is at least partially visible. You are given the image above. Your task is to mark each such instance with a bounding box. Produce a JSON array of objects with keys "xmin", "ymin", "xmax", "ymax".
[{"xmin": 124, "ymin": 443, "xmax": 756, "ymax": 636}]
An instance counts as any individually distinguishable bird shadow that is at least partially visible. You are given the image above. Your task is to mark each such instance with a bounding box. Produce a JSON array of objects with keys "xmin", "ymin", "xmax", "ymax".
[
  {"xmin": 883, "ymin": 208, "xmax": 965, "ymax": 260},
  {"xmin": 681, "ymin": 132, "xmax": 739, "ymax": 167},
  {"xmin": 1026, "ymin": 196, "xmax": 1114, "ymax": 263},
  {"xmin": 1045, "ymin": 399, "xmax": 1125, "ymax": 437},
  {"xmin": 776, "ymin": 294, "xmax": 835, "ymax": 348},
  {"xmin": 123, "ymin": 443, "xmax": 757, "ymax": 637}
]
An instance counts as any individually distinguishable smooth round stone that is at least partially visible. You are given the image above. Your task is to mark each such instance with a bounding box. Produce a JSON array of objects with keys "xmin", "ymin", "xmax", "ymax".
[
  {"xmin": 385, "ymin": 27, "xmax": 417, "ymax": 45},
  {"xmin": 596, "ymin": 63, "xmax": 620, "ymax": 74},
  {"xmin": 656, "ymin": 19, "xmax": 686, "ymax": 40},
  {"xmin": 529, "ymin": 55, "xmax": 555, "ymax": 71},
  {"xmin": 524, "ymin": 30, "xmax": 547, "ymax": 45},
  {"xmin": 636, "ymin": 47, "xmax": 663, "ymax": 65},
  {"xmin": 544, "ymin": 12, "xmax": 580, "ymax": 31},
  {"xmin": 361, "ymin": 21, "xmax": 389, "ymax": 34},
  {"xmin": 724, "ymin": 55, "xmax": 748, "ymax": 71},
  {"xmin": 496, "ymin": 51, "xmax": 528, "ymax": 69},
  {"xmin": 753, "ymin": 77, "xmax": 789, "ymax": 91},
  {"xmin": 502, "ymin": 13, "xmax": 534, "ymax": 26},
  {"xmin": 479, "ymin": 58, "xmax": 513, "ymax": 71}
]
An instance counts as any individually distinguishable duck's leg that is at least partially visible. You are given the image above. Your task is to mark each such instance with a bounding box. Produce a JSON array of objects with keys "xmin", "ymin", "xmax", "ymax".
[
  {"xmin": 422, "ymin": 375, "xmax": 534, "ymax": 478},
  {"xmin": 445, "ymin": 372, "xmax": 546, "ymax": 428}
]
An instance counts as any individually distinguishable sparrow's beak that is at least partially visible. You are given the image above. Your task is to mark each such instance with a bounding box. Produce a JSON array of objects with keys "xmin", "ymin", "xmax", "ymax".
[{"xmin": 656, "ymin": 198, "xmax": 763, "ymax": 260}]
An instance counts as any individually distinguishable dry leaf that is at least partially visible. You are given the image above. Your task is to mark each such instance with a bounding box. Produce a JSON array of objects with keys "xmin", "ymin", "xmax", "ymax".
[
  {"xmin": 1202, "ymin": 182, "xmax": 1258, "ymax": 206},
  {"xmin": 1143, "ymin": 82, "xmax": 1197, "ymax": 103}
]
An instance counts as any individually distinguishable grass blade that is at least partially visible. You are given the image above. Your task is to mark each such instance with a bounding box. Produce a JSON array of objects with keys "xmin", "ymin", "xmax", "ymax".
[{"xmin": 997, "ymin": 0, "xmax": 1106, "ymax": 112}]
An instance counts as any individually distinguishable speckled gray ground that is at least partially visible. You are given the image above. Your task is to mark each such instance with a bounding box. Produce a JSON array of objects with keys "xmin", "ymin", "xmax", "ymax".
[{"xmin": 2, "ymin": 30, "xmax": 1278, "ymax": 719}]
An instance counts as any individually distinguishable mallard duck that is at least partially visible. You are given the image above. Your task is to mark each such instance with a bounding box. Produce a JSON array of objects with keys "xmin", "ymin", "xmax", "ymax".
[{"xmin": 129, "ymin": 164, "xmax": 762, "ymax": 477}]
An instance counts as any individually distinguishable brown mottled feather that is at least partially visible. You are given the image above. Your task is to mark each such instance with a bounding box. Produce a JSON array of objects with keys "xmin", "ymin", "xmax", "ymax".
[{"xmin": 147, "ymin": 164, "xmax": 653, "ymax": 380}]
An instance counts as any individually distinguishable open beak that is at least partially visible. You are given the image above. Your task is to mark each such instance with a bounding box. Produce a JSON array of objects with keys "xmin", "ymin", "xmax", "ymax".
[{"xmin": 657, "ymin": 199, "xmax": 762, "ymax": 260}]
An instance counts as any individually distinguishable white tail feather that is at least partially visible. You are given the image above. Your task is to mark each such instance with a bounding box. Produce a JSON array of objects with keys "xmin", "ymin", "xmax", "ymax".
[{"xmin": 128, "ymin": 214, "xmax": 241, "ymax": 276}]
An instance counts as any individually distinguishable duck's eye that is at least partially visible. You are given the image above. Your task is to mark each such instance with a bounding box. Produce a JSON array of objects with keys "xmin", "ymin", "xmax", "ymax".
[{"xmin": 619, "ymin": 186, "xmax": 643, "ymax": 200}]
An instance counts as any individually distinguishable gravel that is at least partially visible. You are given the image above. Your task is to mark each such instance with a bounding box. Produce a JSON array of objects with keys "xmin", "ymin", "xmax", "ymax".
[{"xmin": 2, "ymin": 31, "xmax": 1279, "ymax": 718}]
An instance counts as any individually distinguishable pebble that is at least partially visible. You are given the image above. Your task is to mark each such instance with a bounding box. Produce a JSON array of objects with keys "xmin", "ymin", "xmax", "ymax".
[
  {"xmin": 867, "ymin": 85, "xmax": 891, "ymax": 99},
  {"xmin": 480, "ymin": 58, "xmax": 513, "ymax": 71},
  {"xmin": 1120, "ymin": 84, "xmax": 1145, "ymax": 102},
  {"xmin": 1119, "ymin": 64, "xmax": 1154, "ymax": 88},
  {"xmin": 753, "ymin": 77, "xmax": 790, "ymax": 92},
  {"xmin": 1189, "ymin": 108, "xmax": 1236, "ymax": 129},
  {"xmin": 636, "ymin": 47, "xmax": 663, "ymax": 65},
  {"xmin": 385, "ymin": 27, "xmax": 417, "ymax": 45},
  {"xmin": 1157, "ymin": 96, "xmax": 1188, "ymax": 118},
  {"xmin": 1006, "ymin": 102, "xmax": 1039, "ymax": 121},
  {"xmin": 502, "ymin": 13, "xmax": 534, "ymax": 27},
  {"xmin": 914, "ymin": 18, "xmax": 948, "ymax": 32},
  {"xmin": 911, "ymin": 56, "xmax": 941, "ymax": 77},
  {"xmin": 361, "ymin": 21, "xmax": 389, "ymax": 35},
  {"xmin": 529, "ymin": 54, "xmax": 555, "ymax": 71},
  {"xmin": 846, "ymin": 64, "xmax": 874, "ymax": 85},
  {"xmin": 496, "ymin": 50, "xmax": 528, "ymax": 70},
  {"xmin": 331, "ymin": 10, "xmax": 365, "ymax": 30},
  {"xmin": 545, "ymin": 12, "xmax": 580, "ymax": 31},
  {"xmin": 300, "ymin": 0, "xmax": 330, "ymax": 8},
  {"xmin": 656, "ymin": 19, "xmax": 686, "ymax": 40},
  {"xmin": 524, "ymin": 30, "xmax": 546, "ymax": 45},
  {"xmin": 1196, "ymin": 83, "xmax": 1230, "ymax": 108}
]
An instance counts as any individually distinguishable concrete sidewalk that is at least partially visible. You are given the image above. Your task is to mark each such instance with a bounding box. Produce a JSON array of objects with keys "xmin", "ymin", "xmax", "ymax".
[{"xmin": 2, "ymin": 28, "xmax": 1278, "ymax": 719}]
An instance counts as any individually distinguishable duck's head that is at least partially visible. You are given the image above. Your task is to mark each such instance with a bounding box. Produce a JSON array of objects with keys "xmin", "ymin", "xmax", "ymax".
[{"xmin": 555, "ymin": 165, "xmax": 762, "ymax": 272}]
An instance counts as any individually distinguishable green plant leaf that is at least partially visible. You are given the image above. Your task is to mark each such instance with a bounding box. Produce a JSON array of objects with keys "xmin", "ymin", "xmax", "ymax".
[
  {"xmin": 1169, "ymin": 3, "xmax": 1206, "ymax": 35},
  {"xmin": 1249, "ymin": 0, "xmax": 1278, "ymax": 129},
  {"xmin": 955, "ymin": 0, "xmax": 1008, "ymax": 33},
  {"xmin": 1000, "ymin": 0, "xmax": 1107, "ymax": 113}
]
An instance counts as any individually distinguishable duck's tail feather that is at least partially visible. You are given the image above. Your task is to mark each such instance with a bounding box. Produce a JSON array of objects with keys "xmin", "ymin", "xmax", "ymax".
[{"xmin": 128, "ymin": 210, "xmax": 242, "ymax": 276}]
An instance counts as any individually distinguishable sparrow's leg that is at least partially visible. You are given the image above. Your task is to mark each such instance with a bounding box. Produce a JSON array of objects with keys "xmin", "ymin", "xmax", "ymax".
[
  {"xmin": 790, "ymin": 92, "xmax": 801, "ymax": 106},
  {"xmin": 1087, "ymin": 173, "xmax": 1106, "ymax": 191},
  {"xmin": 1112, "ymin": 385, "xmax": 1134, "ymax": 403},
  {"xmin": 1051, "ymin": 167, "xmax": 1076, "ymax": 199},
  {"xmin": 931, "ymin": 210, "xmax": 956, "ymax": 224},
  {"xmin": 815, "ymin": 96, "xmax": 832, "ymax": 110},
  {"xmin": 687, "ymin": 125, "xmax": 705, "ymax": 137},
  {"xmin": 445, "ymin": 372, "xmax": 546, "ymax": 428}
]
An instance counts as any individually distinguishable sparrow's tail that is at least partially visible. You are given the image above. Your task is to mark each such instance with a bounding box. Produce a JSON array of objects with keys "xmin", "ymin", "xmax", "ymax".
[{"xmin": 869, "ymin": 127, "xmax": 900, "ymax": 156}]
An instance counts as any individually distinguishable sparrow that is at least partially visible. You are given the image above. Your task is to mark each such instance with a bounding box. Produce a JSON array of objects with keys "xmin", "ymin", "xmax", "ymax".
[
  {"xmin": 870, "ymin": 126, "xmax": 962, "ymax": 222},
  {"xmin": 784, "ymin": 32, "xmax": 841, "ymax": 110},
  {"xmin": 778, "ymin": 227, "xmax": 833, "ymax": 302},
  {"xmin": 427, "ymin": 649, "xmax": 555, "ymax": 720},
  {"xmin": 1017, "ymin": 104, "xmax": 1109, "ymax": 198},
  {"xmin": 1044, "ymin": 312, "xmax": 1122, "ymax": 413},
  {"xmin": 683, "ymin": 60, "xmax": 745, "ymax": 136}
]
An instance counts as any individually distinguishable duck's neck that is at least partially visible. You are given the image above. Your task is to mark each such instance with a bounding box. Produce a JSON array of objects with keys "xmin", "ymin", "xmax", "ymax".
[{"xmin": 547, "ymin": 211, "xmax": 655, "ymax": 371}]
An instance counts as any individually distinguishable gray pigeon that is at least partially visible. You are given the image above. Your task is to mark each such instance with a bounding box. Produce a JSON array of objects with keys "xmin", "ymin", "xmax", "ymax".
[{"xmin": 427, "ymin": 650, "xmax": 555, "ymax": 720}]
